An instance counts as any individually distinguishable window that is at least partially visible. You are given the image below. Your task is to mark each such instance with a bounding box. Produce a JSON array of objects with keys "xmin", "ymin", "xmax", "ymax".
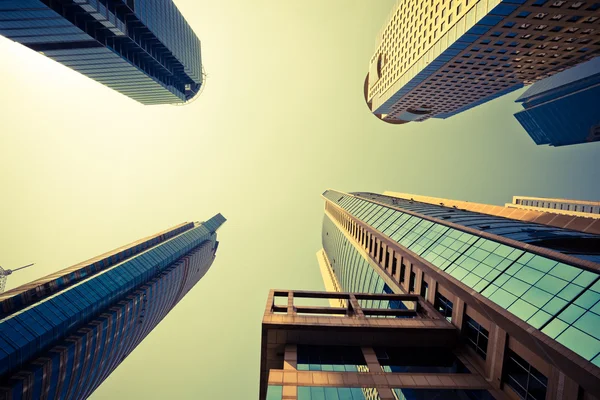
[
  {"xmin": 464, "ymin": 315, "xmax": 489, "ymax": 359},
  {"xmin": 504, "ymin": 349, "xmax": 548, "ymax": 400},
  {"xmin": 420, "ymin": 273, "xmax": 429, "ymax": 298},
  {"xmin": 434, "ymin": 292, "xmax": 453, "ymax": 321},
  {"xmin": 409, "ymin": 271, "xmax": 416, "ymax": 293},
  {"xmin": 400, "ymin": 263, "xmax": 406, "ymax": 283}
]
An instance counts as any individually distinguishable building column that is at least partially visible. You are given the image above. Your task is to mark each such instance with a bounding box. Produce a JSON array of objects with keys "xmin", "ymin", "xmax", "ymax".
[
  {"xmin": 486, "ymin": 325, "xmax": 506, "ymax": 389},
  {"xmin": 284, "ymin": 344, "xmax": 297, "ymax": 370},
  {"xmin": 426, "ymin": 276, "xmax": 437, "ymax": 304},
  {"xmin": 452, "ymin": 297, "xmax": 465, "ymax": 330},
  {"xmin": 361, "ymin": 347, "xmax": 381, "ymax": 371},
  {"xmin": 546, "ymin": 367, "xmax": 580, "ymax": 400}
]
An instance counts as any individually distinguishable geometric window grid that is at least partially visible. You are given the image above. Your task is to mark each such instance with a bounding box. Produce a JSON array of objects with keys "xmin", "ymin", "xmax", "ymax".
[
  {"xmin": 503, "ymin": 349, "xmax": 548, "ymax": 400},
  {"xmin": 541, "ymin": 279, "xmax": 600, "ymax": 367},
  {"xmin": 463, "ymin": 315, "xmax": 489, "ymax": 360},
  {"xmin": 327, "ymin": 193, "xmax": 600, "ymax": 363}
]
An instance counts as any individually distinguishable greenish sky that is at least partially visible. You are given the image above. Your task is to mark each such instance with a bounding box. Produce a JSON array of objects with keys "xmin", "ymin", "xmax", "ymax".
[{"xmin": 0, "ymin": 0, "xmax": 599, "ymax": 398}]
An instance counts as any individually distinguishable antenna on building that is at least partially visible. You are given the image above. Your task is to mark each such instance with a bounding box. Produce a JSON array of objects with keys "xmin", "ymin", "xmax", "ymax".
[{"xmin": 0, "ymin": 263, "xmax": 34, "ymax": 294}]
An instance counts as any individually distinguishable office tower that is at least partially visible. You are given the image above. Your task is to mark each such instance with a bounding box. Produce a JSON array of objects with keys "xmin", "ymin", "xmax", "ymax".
[
  {"xmin": 0, "ymin": 0, "xmax": 203, "ymax": 105},
  {"xmin": 384, "ymin": 191, "xmax": 600, "ymax": 234},
  {"xmin": 364, "ymin": 0, "xmax": 600, "ymax": 124},
  {"xmin": 507, "ymin": 195, "xmax": 600, "ymax": 218},
  {"xmin": 514, "ymin": 56, "xmax": 600, "ymax": 146},
  {"xmin": 0, "ymin": 214, "xmax": 225, "ymax": 400},
  {"xmin": 315, "ymin": 190, "xmax": 600, "ymax": 400}
]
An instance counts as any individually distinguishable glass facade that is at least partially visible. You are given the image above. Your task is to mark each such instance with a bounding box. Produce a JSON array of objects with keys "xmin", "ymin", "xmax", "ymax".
[
  {"xmin": 0, "ymin": 0, "xmax": 202, "ymax": 105},
  {"xmin": 514, "ymin": 57, "xmax": 600, "ymax": 147},
  {"xmin": 298, "ymin": 387, "xmax": 376, "ymax": 400},
  {"xmin": 323, "ymin": 190, "xmax": 600, "ymax": 366},
  {"xmin": 0, "ymin": 214, "xmax": 225, "ymax": 399}
]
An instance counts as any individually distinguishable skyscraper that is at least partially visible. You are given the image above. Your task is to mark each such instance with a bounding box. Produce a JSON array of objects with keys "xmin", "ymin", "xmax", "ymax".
[
  {"xmin": 0, "ymin": 214, "xmax": 225, "ymax": 400},
  {"xmin": 364, "ymin": 0, "xmax": 600, "ymax": 124},
  {"xmin": 0, "ymin": 0, "xmax": 203, "ymax": 105},
  {"xmin": 514, "ymin": 56, "xmax": 600, "ymax": 146},
  {"xmin": 318, "ymin": 190, "xmax": 600, "ymax": 400}
]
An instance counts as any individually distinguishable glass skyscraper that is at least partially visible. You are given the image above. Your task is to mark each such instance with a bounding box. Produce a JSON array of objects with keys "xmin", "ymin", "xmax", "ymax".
[
  {"xmin": 514, "ymin": 56, "xmax": 600, "ymax": 147},
  {"xmin": 0, "ymin": 214, "xmax": 225, "ymax": 400},
  {"xmin": 318, "ymin": 190, "xmax": 600, "ymax": 400},
  {"xmin": 0, "ymin": 0, "xmax": 203, "ymax": 105}
]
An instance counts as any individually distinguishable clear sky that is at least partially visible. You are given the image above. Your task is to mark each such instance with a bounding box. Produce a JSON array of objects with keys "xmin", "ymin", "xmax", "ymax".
[{"xmin": 0, "ymin": 0, "xmax": 599, "ymax": 398}]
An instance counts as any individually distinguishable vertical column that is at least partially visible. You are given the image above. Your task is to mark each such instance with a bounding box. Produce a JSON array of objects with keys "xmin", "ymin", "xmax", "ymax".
[
  {"xmin": 452, "ymin": 297, "xmax": 465, "ymax": 330},
  {"xmin": 287, "ymin": 292, "xmax": 295, "ymax": 315},
  {"xmin": 284, "ymin": 344, "xmax": 297, "ymax": 370},
  {"xmin": 283, "ymin": 344, "xmax": 298, "ymax": 400},
  {"xmin": 413, "ymin": 267, "xmax": 422, "ymax": 296},
  {"xmin": 361, "ymin": 347, "xmax": 381, "ymax": 371},
  {"xmin": 486, "ymin": 325, "xmax": 506, "ymax": 389},
  {"xmin": 426, "ymin": 276, "xmax": 436, "ymax": 304},
  {"xmin": 546, "ymin": 367, "xmax": 580, "ymax": 400}
]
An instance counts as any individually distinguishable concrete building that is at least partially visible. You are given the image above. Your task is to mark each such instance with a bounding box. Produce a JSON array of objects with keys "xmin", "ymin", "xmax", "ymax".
[
  {"xmin": 514, "ymin": 56, "xmax": 600, "ymax": 147},
  {"xmin": 288, "ymin": 189, "xmax": 600, "ymax": 400},
  {"xmin": 0, "ymin": 0, "xmax": 203, "ymax": 105},
  {"xmin": 0, "ymin": 214, "xmax": 225, "ymax": 400},
  {"xmin": 364, "ymin": 0, "xmax": 600, "ymax": 124}
]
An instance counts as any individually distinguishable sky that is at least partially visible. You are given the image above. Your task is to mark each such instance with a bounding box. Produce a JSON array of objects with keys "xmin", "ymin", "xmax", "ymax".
[{"xmin": 0, "ymin": 0, "xmax": 599, "ymax": 398}]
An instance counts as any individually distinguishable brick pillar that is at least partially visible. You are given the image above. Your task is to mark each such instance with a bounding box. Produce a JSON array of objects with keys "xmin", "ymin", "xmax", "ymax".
[{"xmin": 486, "ymin": 325, "xmax": 506, "ymax": 389}]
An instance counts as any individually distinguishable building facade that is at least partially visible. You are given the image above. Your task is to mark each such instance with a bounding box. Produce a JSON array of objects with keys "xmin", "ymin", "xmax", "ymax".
[
  {"xmin": 260, "ymin": 290, "xmax": 501, "ymax": 400},
  {"xmin": 383, "ymin": 191, "xmax": 600, "ymax": 234},
  {"xmin": 507, "ymin": 196, "xmax": 600, "ymax": 218},
  {"xmin": 364, "ymin": 0, "xmax": 600, "ymax": 124},
  {"xmin": 0, "ymin": 214, "xmax": 225, "ymax": 400},
  {"xmin": 514, "ymin": 56, "xmax": 600, "ymax": 146},
  {"xmin": 0, "ymin": 0, "xmax": 203, "ymax": 105},
  {"xmin": 316, "ymin": 190, "xmax": 600, "ymax": 400}
]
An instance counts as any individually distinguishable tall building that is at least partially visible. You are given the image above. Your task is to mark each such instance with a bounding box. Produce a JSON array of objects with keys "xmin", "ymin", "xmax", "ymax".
[
  {"xmin": 364, "ymin": 0, "xmax": 600, "ymax": 124},
  {"xmin": 0, "ymin": 0, "xmax": 203, "ymax": 105},
  {"xmin": 384, "ymin": 191, "xmax": 600, "ymax": 234},
  {"xmin": 315, "ymin": 190, "xmax": 600, "ymax": 400},
  {"xmin": 0, "ymin": 214, "xmax": 225, "ymax": 400},
  {"xmin": 507, "ymin": 195, "xmax": 600, "ymax": 218},
  {"xmin": 514, "ymin": 56, "xmax": 600, "ymax": 147}
]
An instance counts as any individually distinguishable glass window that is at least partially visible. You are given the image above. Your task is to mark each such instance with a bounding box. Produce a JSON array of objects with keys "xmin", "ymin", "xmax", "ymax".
[
  {"xmin": 464, "ymin": 315, "xmax": 489, "ymax": 359},
  {"xmin": 298, "ymin": 387, "xmax": 375, "ymax": 400},
  {"xmin": 503, "ymin": 349, "xmax": 547, "ymax": 400},
  {"xmin": 435, "ymin": 292, "xmax": 453, "ymax": 321},
  {"xmin": 376, "ymin": 347, "xmax": 469, "ymax": 374},
  {"xmin": 297, "ymin": 345, "xmax": 368, "ymax": 372}
]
